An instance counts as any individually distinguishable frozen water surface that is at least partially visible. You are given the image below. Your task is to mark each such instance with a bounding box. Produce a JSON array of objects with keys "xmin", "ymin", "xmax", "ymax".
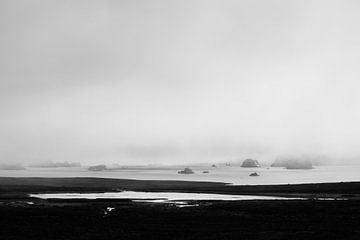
[
  {"xmin": 30, "ymin": 191, "xmax": 305, "ymax": 201},
  {"xmin": 2, "ymin": 165, "xmax": 360, "ymax": 185}
]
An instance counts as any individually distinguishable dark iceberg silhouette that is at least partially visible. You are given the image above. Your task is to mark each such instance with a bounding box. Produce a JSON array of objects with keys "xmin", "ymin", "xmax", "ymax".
[
  {"xmin": 271, "ymin": 158, "xmax": 313, "ymax": 169},
  {"xmin": 29, "ymin": 161, "xmax": 81, "ymax": 168},
  {"xmin": 178, "ymin": 168, "xmax": 194, "ymax": 174},
  {"xmin": 0, "ymin": 164, "xmax": 26, "ymax": 170},
  {"xmin": 241, "ymin": 159, "xmax": 260, "ymax": 168},
  {"xmin": 88, "ymin": 164, "xmax": 107, "ymax": 171}
]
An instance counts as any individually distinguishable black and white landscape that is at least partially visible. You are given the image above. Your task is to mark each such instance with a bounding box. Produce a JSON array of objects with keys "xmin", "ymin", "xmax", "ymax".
[{"xmin": 1, "ymin": 1, "xmax": 360, "ymax": 239}]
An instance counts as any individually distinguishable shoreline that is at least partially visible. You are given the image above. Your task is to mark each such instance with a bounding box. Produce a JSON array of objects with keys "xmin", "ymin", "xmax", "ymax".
[{"xmin": 1, "ymin": 177, "xmax": 360, "ymax": 200}]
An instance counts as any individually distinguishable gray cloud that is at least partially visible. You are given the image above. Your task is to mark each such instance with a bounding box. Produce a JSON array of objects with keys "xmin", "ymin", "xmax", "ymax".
[{"xmin": 1, "ymin": 0, "xmax": 360, "ymax": 164}]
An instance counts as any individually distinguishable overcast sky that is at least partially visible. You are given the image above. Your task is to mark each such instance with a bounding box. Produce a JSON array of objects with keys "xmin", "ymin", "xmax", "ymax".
[{"xmin": 1, "ymin": 0, "xmax": 360, "ymax": 165}]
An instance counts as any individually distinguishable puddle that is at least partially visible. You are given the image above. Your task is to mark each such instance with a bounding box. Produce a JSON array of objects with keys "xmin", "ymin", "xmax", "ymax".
[{"xmin": 106, "ymin": 207, "xmax": 115, "ymax": 212}]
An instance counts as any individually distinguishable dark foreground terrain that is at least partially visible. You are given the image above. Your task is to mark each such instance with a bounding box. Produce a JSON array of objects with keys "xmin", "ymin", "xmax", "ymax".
[
  {"xmin": 0, "ymin": 199, "xmax": 359, "ymax": 240},
  {"xmin": 0, "ymin": 178, "xmax": 360, "ymax": 240}
]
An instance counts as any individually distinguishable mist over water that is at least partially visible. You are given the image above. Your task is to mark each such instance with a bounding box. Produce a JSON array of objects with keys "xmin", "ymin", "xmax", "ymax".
[{"xmin": 1, "ymin": 0, "xmax": 360, "ymax": 166}]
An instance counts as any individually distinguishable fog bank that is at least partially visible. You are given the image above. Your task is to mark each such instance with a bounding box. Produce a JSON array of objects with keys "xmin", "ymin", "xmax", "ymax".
[{"xmin": 1, "ymin": 0, "xmax": 360, "ymax": 165}]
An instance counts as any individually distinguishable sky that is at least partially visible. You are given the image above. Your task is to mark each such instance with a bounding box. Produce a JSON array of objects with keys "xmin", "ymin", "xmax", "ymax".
[{"xmin": 1, "ymin": 0, "xmax": 360, "ymax": 165}]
